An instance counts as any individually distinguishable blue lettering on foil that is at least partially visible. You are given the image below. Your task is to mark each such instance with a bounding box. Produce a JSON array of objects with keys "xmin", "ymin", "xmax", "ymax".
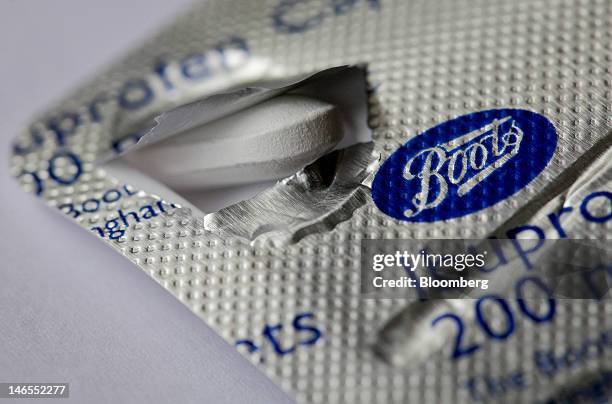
[
  {"xmin": 12, "ymin": 36, "xmax": 249, "ymax": 156},
  {"xmin": 272, "ymin": 0, "xmax": 380, "ymax": 34},
  {"xmin": 371, "ymin": 109, "xmax": 557, "ymax": 222}
]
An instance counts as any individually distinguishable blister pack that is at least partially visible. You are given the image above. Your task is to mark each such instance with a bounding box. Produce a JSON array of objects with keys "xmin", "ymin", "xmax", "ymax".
[{"xmin": 10, "ymin": 0, "xmax": 612, "ymax": 402}]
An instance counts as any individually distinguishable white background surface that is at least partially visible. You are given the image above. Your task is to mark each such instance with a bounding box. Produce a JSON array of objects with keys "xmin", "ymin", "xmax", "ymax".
[{"xmin": 0, "ymin": 1, "xmax": 292, "ymax": 402}]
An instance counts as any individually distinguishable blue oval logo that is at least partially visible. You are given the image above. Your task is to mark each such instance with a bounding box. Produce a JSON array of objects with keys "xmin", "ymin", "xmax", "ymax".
[{"xmin": 371, "ymin": 109, "xmax": 557, "ymax": 222}]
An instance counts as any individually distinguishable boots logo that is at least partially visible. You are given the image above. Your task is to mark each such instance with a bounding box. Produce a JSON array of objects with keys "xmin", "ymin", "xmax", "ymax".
[{"xmin": 372, "ymin": 109, "xmax": 557, "ymax": 222}]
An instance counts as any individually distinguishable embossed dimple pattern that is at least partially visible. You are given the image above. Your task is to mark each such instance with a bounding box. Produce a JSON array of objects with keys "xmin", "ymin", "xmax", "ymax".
[{"xmin": 10, "ymin": 0, "xmax": 612, "ymax": 403}]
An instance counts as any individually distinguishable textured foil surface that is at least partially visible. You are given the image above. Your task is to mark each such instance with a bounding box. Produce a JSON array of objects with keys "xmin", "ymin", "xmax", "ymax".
[{"xmin": 10, "ymin": 0, "xmax": 612, "ymax": 403}]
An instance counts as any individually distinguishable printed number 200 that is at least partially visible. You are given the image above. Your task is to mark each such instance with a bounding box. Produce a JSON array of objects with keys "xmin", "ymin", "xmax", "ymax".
[{"xmin": 431, "ymin": 276, "xmax": 555, "ymax": 360}]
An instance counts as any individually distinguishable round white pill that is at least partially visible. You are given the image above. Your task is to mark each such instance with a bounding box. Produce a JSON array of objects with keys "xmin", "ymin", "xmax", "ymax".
[{"xmin": 124, "ymin": 95, "xmax": 343, "ymax": 190}]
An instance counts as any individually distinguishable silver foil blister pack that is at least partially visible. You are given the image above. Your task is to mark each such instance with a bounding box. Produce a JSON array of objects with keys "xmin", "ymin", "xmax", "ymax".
[{"xmin": 9, "ymin": 0, "xmax": 612, "ymax": 402}]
